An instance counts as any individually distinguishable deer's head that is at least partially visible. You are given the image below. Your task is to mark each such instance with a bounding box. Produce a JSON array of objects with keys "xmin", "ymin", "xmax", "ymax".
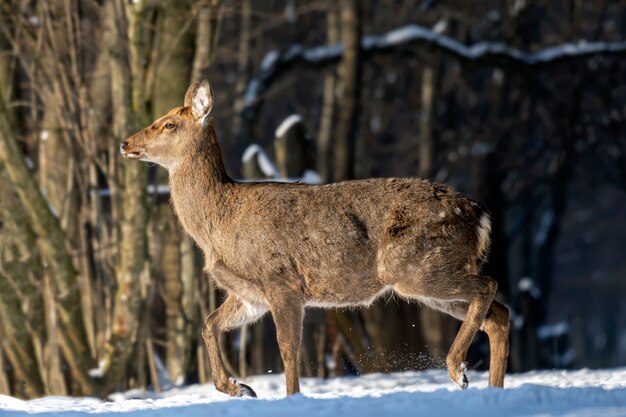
[{"xmin": 120, "ymin": 80, "xmax": 214, "ymax": 171}]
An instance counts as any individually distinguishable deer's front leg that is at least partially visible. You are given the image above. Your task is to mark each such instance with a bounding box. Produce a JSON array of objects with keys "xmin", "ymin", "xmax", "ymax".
[
  {"xmin": 269, "ymin": 296, "xmax": 304, "ymax": 395},
  {"xmin": 202, "ymin": 295, "xmax": 266, "ymax": 397}
]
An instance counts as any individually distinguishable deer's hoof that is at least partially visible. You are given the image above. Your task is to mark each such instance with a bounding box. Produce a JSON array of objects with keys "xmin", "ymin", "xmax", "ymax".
[
  {"xmin": 457, "ymin": 362, "xmax": 469, "ymax": 390},
  {"xmin": 236, "ymin": 382, "xmax": 257, "ymax": 398},
  {"xmin": 227, "ymin": 377, "xmax": 257, "ymax": 398}
]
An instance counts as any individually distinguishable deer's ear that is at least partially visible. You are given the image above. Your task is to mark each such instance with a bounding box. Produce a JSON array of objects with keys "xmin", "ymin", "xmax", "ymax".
[{"xmin": 184, "ymin": 80, "xmax": 213, "ymax": 125}]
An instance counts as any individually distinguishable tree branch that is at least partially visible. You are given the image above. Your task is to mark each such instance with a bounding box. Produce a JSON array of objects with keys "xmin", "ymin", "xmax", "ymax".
[{"xmin": 238, "ymin": 23, "xmax": 626, "ymax": 144}]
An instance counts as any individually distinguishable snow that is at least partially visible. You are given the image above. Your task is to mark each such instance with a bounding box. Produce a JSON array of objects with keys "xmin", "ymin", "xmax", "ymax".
[
  {"xmin": 243, "ymin": 79, "xmax": 260, "ymax": 107},
  {"xmin": 512, "ymin": 0, "xmax": 527, "ymax": 15},
  {"xmin": 28, "ymin": 16, "xmax": 40, "ymax": 27},
  {"xmin": 275, "ymin": 114, "xmax": 303, "ymax": 138},
  {"xmin": 301, "ymin": 169, "xmax": 322, "ymax": 185},
  {"xmin": 432, "ymin": 19, "xmax": 448, "ymax": 35},
  {"xmin": 241, "ymin": 144, "xmax": 260, "ymax": 163},
  {"xmin": 241, "ymin": 144, "xmax": 280, "ymax": 178},
  {"xmin": 518, "ymin": 277, "xmax": 542, "ymax": 299},
  {"xmin": 537, "ymin": 322, "xmax": 571, "ymax": 340},
  {"xmin": 153, "ymin": 354, "xmax": 175, "ymax": 391},
  {"xmin": 87, "ymin": 360, "xmax": 107, "ymax": 378},
  {"xmin": 284, "ymin": 1, "xmax": 297, "ymax": 24},
  {"xmin": 535, "ymin": 210, "xmax": 555, "ymax": 246},
  {"xmin": 147, "ymin": 184, "xmax": 171, "ymax": 195},
  {"xmin": 302, "ymin": 44, "xmax": 343, "ymax": 63},
  {"xmin": 260, "ymin": 50, "xmax": 280, "ymax": 72},
  {"xmin": 1, "ymin": 368, "xmax": 625, "ymax": 416},
  {"xmin": 97, "ymin": 184, "xmax": 171, "ymax": 198}
]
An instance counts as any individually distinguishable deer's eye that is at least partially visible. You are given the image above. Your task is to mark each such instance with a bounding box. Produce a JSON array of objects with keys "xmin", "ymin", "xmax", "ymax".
[{"xmin": 164, "ymin": 123, "xmax": 175, "ymax": 129}]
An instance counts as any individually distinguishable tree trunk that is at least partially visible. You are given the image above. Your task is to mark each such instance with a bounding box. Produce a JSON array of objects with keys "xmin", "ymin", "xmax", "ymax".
[
  {"xmin": 85, "ymin": 33, "xmax": 114, "ymax": 359},
  {"xmin": 37, "ymin": 96, "xmax": 77, "ymax": 240},
  {"xmin": 191, "ymin": 0, "xmax": 222, "ymax": 83},
  {"xmin": 0, "ymin": 165, "xmax": 65, "ymax": 396},
  {"xmin": 160, "ymin": 208, "xmax": 184, "ymax": 384},
  {"xmin": 100, "ymin": 0, "xmax": 150, "ymax": 394},
  {"xmin": 0, "ymin": 75, "xmax": 95, "ymax": 397},
  {"xmin": 0, "ymin": 348, "xmax": 8, "ymax": 395},
  {"xmin": 332, "ymin": 0, "xmax": 361, "ymax": 182},
  {"xmin": 418, "ymin": 66, "xmax": 434, "ymax": 179},
  {"xmin": 152, "ymin": 0, "xmax": 194, "ymax": 116},
  {"xmin": 317, "ymin": 3, "xmax": 338, "ymax": 182},
  {"xmin": 232, "ymin": 0, "xmax": 252, "ymax": 153},
  {"xmin": 414, "ymin": 62, "xmax": 456, "ymax": 361},
  {"xmin": 41, "ymin": 273, "xmax": 68, "ymax": 395},
  {"xmin": 0, "ymin": 273, "xmax": 45, "ymax": 397},
  {"xmin": 0, "ymin": 26, "xmax": 46, "ymax": 398},
  {"xmin": 274, "ymin": 117, "xmax": 313, "ymax": 178},
  {"xmin": 152, "ymin": 0, "xmax": 196, "ymax": 385}
]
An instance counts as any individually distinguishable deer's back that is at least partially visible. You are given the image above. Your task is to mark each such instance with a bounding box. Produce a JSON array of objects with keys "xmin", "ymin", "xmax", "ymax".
[{"xmin": 206, "ymin": 177, "xmax": 487, "ymax": 306}]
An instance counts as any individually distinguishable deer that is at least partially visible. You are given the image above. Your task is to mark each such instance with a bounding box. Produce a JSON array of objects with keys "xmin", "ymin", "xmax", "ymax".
[{"xmin": 120, "ymin": 80, "xmax": 510, "ymax": 398}]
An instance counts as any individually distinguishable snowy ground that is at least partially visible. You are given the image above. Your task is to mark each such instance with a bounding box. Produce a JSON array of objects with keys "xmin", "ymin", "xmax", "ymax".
[{"xmin": 1, "ymin": 368, "xmax": 626, "ymax": 417}]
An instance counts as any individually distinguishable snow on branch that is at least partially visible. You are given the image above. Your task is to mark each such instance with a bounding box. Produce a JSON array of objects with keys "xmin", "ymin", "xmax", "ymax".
[
  {"xmin": 242, "ymin": 143, "xmax": 280, "ymax": 178},
  {"xmin": 360, "ymin": 24, "xmax": 626, "ymax": 67},
  {"xmin": 275, "ymin": 114, "xmax": 304, "ymax": 138},
  {"xmin": 240, "ymin": 23, "xmax": 626, "ymax": 123}
]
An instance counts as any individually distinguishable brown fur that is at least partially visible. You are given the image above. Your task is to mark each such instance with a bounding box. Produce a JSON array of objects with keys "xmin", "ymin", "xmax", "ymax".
[{"xmin": 121, "ymin": 80, "xmax": 510, "ymax": 396}]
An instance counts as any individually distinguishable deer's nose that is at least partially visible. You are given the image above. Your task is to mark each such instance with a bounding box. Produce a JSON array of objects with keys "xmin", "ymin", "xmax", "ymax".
[{"xmin": 120, "ymin": 141, "xmax": 129, "ymax": 151}]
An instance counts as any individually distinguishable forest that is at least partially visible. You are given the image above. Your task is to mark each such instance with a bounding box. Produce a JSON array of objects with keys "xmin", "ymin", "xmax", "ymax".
[{"xmin": 0, "ymin": 0, "xmax": 625, "ymax": 399}]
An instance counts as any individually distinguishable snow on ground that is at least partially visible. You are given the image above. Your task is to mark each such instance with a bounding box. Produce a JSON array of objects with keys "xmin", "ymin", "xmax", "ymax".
[{"xmin": 1, "ymin": 368, "xmax": 626, "ymax": 417}]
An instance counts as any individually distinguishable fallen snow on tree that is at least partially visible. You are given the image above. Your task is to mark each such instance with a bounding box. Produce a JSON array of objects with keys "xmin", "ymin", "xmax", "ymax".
[
  {"xmin": 301, "ymin": 169, "xmax": 322, "ymax": 185},
  {"xmin": 241, "ymin": 144, "xmax": 280, "ymax": 178},
  {"xmin": 275, "ymin": 114, "xmax": 304, "ymax": 138},
  {"xmin": 1, "ymin": 368, "xmax": 625, "ymax": 416},
  {"xmin": 241, "ymin": 22, "xmax": 626, "ymax": 117}
]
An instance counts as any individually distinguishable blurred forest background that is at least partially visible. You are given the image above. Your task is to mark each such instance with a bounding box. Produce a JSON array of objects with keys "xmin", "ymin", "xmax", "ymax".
[{"xmin": 1, "ymin": 0, "xmax": 625, "ymax": 399}]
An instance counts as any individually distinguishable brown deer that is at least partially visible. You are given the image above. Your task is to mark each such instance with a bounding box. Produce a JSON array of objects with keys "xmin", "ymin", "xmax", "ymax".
[{"xmin": 120, "ymin": 80, "xmax": 510, "ymax": 397}]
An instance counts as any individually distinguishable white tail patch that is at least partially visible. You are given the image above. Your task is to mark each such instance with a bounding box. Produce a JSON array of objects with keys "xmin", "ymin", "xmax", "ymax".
[{"xmin": 476, "ymin": 213, "xmax": 492, "ymax": 262}]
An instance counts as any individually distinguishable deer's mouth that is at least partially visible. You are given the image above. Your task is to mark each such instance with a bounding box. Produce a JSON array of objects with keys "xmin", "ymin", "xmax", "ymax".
[
  {"xmin": 123, "ymin": 151, "xmax": 143, "ymax": 160},
  {"xmin": 120, "ymin": 140, "xmax": 146, "ymax": 160}
]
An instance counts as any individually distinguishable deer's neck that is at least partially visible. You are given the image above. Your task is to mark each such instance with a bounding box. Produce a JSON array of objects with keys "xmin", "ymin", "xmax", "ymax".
[{"xmin": 168, "ymin": 127, "xmax": 233, "ymax": 253}]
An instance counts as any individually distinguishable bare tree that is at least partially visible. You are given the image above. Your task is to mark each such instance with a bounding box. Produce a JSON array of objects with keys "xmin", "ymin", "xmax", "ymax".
[
  {"xmin": 99, "ymin": 0, "xmax": 150, "ymax": 393},
  {"xmin": 317, "ymin": 2, "xmax": 338, "ymax": 182},
  {"xmin": 332, "ymin": 0, "xmax": 362, "ymax": 182},
  {"xmin": 0, "ymin": 62, "xmax": 96, "ymax": 395}
]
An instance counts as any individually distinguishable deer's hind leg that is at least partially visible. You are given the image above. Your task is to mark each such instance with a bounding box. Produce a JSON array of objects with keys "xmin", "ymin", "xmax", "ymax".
[
  {"xmin": 395, "ymin": 274, "xmax": 498, "ymax": 389},
  {"xmin": 482, "ymin": 300, "xmax": 509, "ymax": 387},
  {"xmin": 428, "ymin": 298, "xmax": 510, "ymax": 387}
]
